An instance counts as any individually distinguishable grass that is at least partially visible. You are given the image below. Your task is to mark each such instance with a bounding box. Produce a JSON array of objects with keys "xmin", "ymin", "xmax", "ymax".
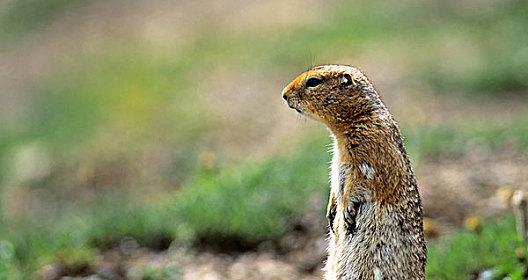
[
  {"xmin": 0, "ymin": 0, "xmax": 526, "ymax": 213},
  {"xmin": 421, "ymin": 0, "xmax": 528, "ymax": 94},
  {"xmin": 404, "ymin": 119, "xmax": 528, "ymax": 163},
  {"xmin": 0, "ymin": 240, "xmax": 21, "ymax": 280},
  {"xmin": 1, "ymin": 0, "xmax": 528, "ymax": 278},
  {"xmin": 427, "ymin": 216, "xmax": 526, "ymax": 279},
  {"xmin": 2, "ymin": 0, "xmax": 527, "ymax": 93},
  {"xmin": 24, "ymin": 49, "xmax": 203, "ymax": 152},
  {"xmin": 2, "ymin": 119, "xmax": 528, "ymax": 278},
  {"xmin": 0, "ymin": 47, "xmax": 207, "ymax": 213},
  {"xmin": 196, "ymin": 0, "xmax": 528, "ymax": 94},
  {"xmin": 0, "ymin": 0, "xmax": 87, "ymax": 44},
  {"xmin": 1, "ymin": 47, "xmax": 527, "ymax": 277},
  {"xmin": 141, "ymin": 265, "xmax": 181, "ymax": 280},
  {"xmin": 0, "ymin": 133, "xmax": 330, "ymax": 277},
  {"xmin": 173, "ymin": 134, "xmax": 330, "ymax": 242},
  {"xmin": 5, "ymin": 211, "xmax": 523, "ymax": 279}
]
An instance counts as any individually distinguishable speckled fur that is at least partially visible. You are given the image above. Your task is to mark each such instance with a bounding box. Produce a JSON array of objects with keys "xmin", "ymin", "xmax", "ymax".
[{"xmin": 282, "ymin": 65, "xmax": 426, "ymax": 280}]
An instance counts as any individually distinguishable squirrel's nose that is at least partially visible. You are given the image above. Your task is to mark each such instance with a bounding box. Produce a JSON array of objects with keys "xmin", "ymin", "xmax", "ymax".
[{"xmin": 282, "ymin": 93, "xmax": 288, "ymax": 101}]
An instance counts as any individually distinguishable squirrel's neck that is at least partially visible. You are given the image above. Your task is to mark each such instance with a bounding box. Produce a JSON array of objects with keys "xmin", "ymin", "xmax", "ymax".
[{"xmin": 330, "ymin": 109, "xmax": 415, "ymax": 205}]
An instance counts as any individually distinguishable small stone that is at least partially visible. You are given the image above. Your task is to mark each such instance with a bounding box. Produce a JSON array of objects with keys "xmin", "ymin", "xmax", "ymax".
[
  {"xmin": 495, "ymin": 186, "xmax": 514, "ymax": 206},
  {"xmin": 422, "ymin": 217, "xmax": 439, "ymax": 238},
  {"xmin": 464, "ymin": 215, "xmax": 482, "ymax": 233}
]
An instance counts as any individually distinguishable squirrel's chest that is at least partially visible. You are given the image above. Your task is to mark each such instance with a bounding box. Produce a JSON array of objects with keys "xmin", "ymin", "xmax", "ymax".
[
  {"xmin": 329, "ymin": 140, "xmax": 378, "ymax": 237},
  {"xmin": 330, "ymin": 143, "xmax": 375, "ymax": 200},
  {"xmin": 330, "ymin": 142, "xmax": 343, "ymax": 199}
]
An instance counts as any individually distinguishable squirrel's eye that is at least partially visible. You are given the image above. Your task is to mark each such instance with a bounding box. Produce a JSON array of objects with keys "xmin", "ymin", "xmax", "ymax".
[
  {"xmin": 305, "ymin": 77, "xmax": 324, "ymax": 88},
  {"xmin": 342, "ymin": 73, "xmax": 353, "ymax": 87}
]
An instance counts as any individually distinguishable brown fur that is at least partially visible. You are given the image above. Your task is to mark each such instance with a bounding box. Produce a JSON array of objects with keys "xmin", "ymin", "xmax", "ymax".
[{"xmin": 282, "ymin": 65, "xmax": 426, "ymax": 279}]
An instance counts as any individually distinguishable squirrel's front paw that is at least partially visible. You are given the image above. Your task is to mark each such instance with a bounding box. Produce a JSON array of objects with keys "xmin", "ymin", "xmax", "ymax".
[
  {"xmin": 344, "ymin": 200, "xmax": 362, "ymax": 235},
  {"xmin": 327, "ymin": 202, "xmax": 337, "ymax": 234}
]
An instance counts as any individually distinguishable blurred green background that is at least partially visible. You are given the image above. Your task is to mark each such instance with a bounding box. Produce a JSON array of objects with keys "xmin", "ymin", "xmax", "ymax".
[{"xmin": 1, "ymin": 0, "xmax": 528, "ymax": 279}]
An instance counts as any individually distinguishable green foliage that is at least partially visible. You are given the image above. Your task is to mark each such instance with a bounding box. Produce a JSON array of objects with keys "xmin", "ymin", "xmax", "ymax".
[
  {"xmin": 0, "ymin": 48, "xmax": 205, "ymax": 192},
  {"xmin": 8, "ymin": 220, "xmax": 94, "ymax": 277},
  {"xmin": 2, "ymin": 0, "xmax": 526, "ymax": 93},
  {"xmin": 0, "ymin": 0, "xmax": 86, "ymax": 43},
  {"xmin": 174, "ymin": 134, "xmax": 330, "ymax": 241},
  {"xmin": 1, "ymin": 0, "xmax": 528, "ymax": 278},
  {"xmin": 404, "ymin": 119, "xmax": 528, "ymax": 163},
  {"xmin": 186, "ymin": 0, "xmax": 528, "ymax": 94},
  {"xmin": 23, "ymin": 49, "xmax": 201, "ymax": 152},
  {"xmin": 0, "ymin": 240, "xmax": 21, "ymax": 280},
  {"xmin": 0, "ymin": 47, "xmax": 206, "ymax": 213},
  {"xmin": 423, "ymin": 0, "xmax": 528, "ymax": 94},
  {"xmin": 141, "ymin": 265, "xmax": 181, "ymax": 280},
  {"xmin": 427, "ymin": 216, "xmax": 525, "ymax": 279},
  {"xmin": 0, "ymin": 134, "xmax": 330, "ymax": 277},
  {"xmin": 3, "ymin": 119, "xmax": 528, "ymax": 277},
  {"xmin": 6, "ymin": 195, "xmax": 178, "ymax": 276}
]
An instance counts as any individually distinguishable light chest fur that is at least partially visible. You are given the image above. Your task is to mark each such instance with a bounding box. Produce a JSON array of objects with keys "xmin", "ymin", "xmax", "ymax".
[{"xmin": 330, "ymin": 136, "xmax": 341, "ymax": 199}]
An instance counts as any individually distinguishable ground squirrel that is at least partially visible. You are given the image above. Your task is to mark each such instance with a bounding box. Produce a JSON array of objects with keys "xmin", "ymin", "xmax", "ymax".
[{"xmin": 282, "ymin": 65, "xmax": 426, "ymax": 279}]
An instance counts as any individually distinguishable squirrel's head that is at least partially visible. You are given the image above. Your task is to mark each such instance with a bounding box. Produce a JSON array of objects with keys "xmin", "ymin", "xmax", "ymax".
[{"xmin": 282, "ymin": 65, "xmax": 384, "ymax": 131}]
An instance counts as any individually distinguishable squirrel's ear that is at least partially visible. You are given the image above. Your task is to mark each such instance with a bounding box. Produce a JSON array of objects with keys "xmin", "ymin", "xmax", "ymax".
[{"xmin": 341, "ymin": 73, "xmax": 354, "ymax": 88}]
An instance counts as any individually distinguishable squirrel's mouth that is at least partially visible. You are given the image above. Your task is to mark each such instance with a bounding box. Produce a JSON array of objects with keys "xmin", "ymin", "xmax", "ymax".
[
  {"xmin": 286, "ymin": 100, "xmax": 304, "ymax": 114},
  {"xmin": 289, "ymin": 103, "xmax": 303, "ymax": 114}
]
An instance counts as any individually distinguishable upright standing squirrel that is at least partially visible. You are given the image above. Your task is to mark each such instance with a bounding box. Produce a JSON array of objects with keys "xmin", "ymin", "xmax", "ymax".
[{"xmin": 282, "ymin": 65, "xmax": 426, "ymax": 279}]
